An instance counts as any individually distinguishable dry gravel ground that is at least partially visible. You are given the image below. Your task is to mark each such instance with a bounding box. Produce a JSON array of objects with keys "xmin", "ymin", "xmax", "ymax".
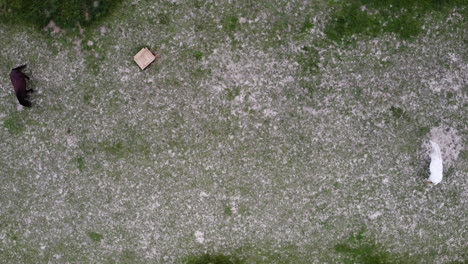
[{"xmin": 0, "ymin": 0, "xmax": 466, "ymax": 263}]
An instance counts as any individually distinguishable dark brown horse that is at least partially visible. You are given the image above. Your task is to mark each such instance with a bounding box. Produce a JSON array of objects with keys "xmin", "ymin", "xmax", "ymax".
[{"xmin": 10, "ymin": 64, "xmax": 33, "ymax": 107}]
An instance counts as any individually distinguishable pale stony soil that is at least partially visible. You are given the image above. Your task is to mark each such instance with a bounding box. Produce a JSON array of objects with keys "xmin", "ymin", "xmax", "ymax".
[{"xmin": 0, "ymin": 1, "xmax": 466, "ymax": 263}]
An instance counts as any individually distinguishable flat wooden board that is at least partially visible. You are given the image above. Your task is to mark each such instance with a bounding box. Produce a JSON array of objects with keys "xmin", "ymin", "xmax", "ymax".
[{"xmin": 134, "ymin": 48, "xmax": 156, "ymax": 70}]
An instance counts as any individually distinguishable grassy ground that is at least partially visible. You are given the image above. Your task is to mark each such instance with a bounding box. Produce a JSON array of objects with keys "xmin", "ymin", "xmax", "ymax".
[{"xmin": 0, "ymin": 0, "xmax": 466, "ymax": 263}]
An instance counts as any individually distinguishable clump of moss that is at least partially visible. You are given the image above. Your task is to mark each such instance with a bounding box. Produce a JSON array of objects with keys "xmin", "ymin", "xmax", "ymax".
[
  {"xmin": 224, "ymin": 206, "xmax": 233, "ymax": 216},
  {"xmin": 0, "ymin": 0, "xmax": 122, "ymax": 29},
  {"xmin": 87, "ymin": 231, "xmax": 103, "ymax": 242},
  {"xmin": 389, "ymin": 106, "xmax": 405, "ymax": 119},
  {"xmin": 193, "ymin": 51, "xmax": 204, "ymax": 61}
]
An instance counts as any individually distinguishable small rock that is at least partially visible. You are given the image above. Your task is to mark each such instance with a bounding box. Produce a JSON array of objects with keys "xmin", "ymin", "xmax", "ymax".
[
  {"xmin": 195, "ymin": 231, "xmax": 204, "ymax": 243},
  {"xmin": 369, "ymin": 211, "xmax": 382, "ymax": 220}
]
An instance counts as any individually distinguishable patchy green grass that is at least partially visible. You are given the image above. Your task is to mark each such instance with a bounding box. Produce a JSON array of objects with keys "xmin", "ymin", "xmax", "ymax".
[
  {"xmin": 416, "ymin": 126, "xmax": 431, "ymax": 137},
  {"xmin": 225, "ymin": 87, "xmax": 241, "ymax": 101},
  {"xmin": 186, "ymin": 254, "xmax": 242, "ymax": 264},
  {"xmin": 222, "ymin": 15, "xmax": 239, "ymax": 33},
  {"xmin": 0, "ymin": 0, "xmax": 123, "ymax": 29},
  {"xmin": 191, "ymin": 68, "xmax": 212, "ymax": 81},
  {"xmin": 157, "ymin": 12, "xmax": 172, "ymax": 25},
  {"xmin": 105, "ymin": 141, "xmax": 124, "ymax": 156},
  {"xmin": 76, "ymin": 156, "xmax": 86, "ymax": 172},
  {"xmin": 334, "ymin": 227, "xmax": 398, "ymax": 264},
  {"xmin": 298, "ymin": 46, "xmax": 320, "ymax": 74},
  {"xmin": 83, "ymin": 93, "xmax": 93, "ymax": 105},
  {"xmin": 300, "ymin": 15, "xmax": 315, "ymax": 33},
  {"xmin": 6, "ymin": 230, "xmax": 18, "ymax": 241},
  {"xmin": 229, "ymin": 243, "xmax": 307, "ymax": 264},
  {"xmin": 460, "ymin": 150, "xmax": 468, "ymax": 161},
  {"xmin": 3, "ymin": 112, "xmax": 26, "ymax": 135},
  {"xmin": 325, "ymin": 0, "xmax": 467, "ymax": 42},
  {"xmin": 112, "ymin": 249, "xmax": 144, "ymax": 264},
  {"xmin": 389, "ymin": 106, "xmax": 406, "ymax": 120}
]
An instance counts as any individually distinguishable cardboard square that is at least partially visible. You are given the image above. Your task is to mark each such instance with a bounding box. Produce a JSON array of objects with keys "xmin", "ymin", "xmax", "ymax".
[{"xmin": 134, "ymin": 48, "xmax": 157, "ymax": 70}]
